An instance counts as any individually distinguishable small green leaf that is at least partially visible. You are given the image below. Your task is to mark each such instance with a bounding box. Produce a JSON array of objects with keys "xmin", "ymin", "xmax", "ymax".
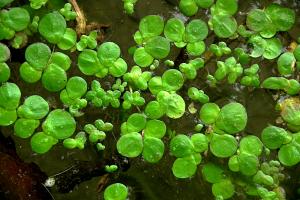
[
  {"xmin": 78, "ymin": 49, "xmax": 103, "ymax": 75},
  {"xmin": 212, "ymin": 179, "xmax": 235, "ymax": 199},
  {"xmin": 25, "ymin": 43, "xmax": 51, "ymax": 71},
  {"xmin": 239, "ymin": 135, "xmax": 263, "ymax": 156},
  {"xmin": 238, "ymin": 152, "xmax": 259, "ymax": 176},
  {"xmin": 17, "ymin": 95, "xmax": 49, "ymax": 119},
  {"xmin": 139, "ymin": 15, "xmax": 164, "ymax": 39},
  {"xmin": 14, "ymin": 118, "xmax": 40, "ymax": 139},
  {"xmin": 0, "ymin": 43, "xmax": 10, "ymax": 62},
  {"xmin": 0, "ymin": 63, "xmax": 10, "ymax": 83},
  {"xmin": 210, "ymin": 133, "xmax": 238, "ymax": 158},
  {"xmin": 184, "ymin": 19, "xmax": 208, "ymax": 42},
  {"xmin": 278, "ymin": 143, "xmax": 300, "ymax": 166},
  {"xmin": 179, "ymin": 0, "xmax": 198, "ymax": 17},
  {"xmin": 263, "ymin": 38, "xmax": 282, "ymax": 60},
  {"xmin": 0, "ymin": 82, "xmax": 21, "ymax": 110},
  {"xmin": 145, "ymin": 36, "xmax": 170, "ymax": 59},
  {"xmin": 277, "ymin": 52, "xmax": 295, "ymax": 76},
  {"xmin": 66, "ymin": 76, "xmax": 87, "ymax": 99},
  {"xmin": 199, "ymin": 103, "xmax": 220, "ymax": 124},
  {"xmin": 144, "ymin": 119, "xmax": 166, "ymax": 139},
  {"xmin": 104, "ymin": 183, "xmax": 128, "ymax": 200},
  {"xmin": 117, "ymin": 132, "xmax": 143, "ymax": 157},
  {"xmin": 187, "ymin": 41, "xmax": 206, "ymax": 56},
  {"xmin": 142, "ymin": 137, "xmax": 164, "ymax": 163},
  {"xmin": 246, "ymin": 9, "xmax": 270, "ymax": 32},
  {"xmin": 42, "ymin": 109, "xmax": 76, "ymax": 139},
  {"xmin": 191, "ymin": 133, "xmax": 208, "ymax": 153},
  {"xmin": 202, "ymin": 163, "xmax": 224, "ymax": 183},
  {"xmin": 164, "ymin": 18, "xmax": 185, "ymax": 42},
  {"xmin": 31, "ymin": 132, "xmax": 58, "ymax": 154},
  {"xmin": 38, "ymin": 11, "xmax": 66, "ymax": 44},
  {"xmin": 42, "ymin": 64, "xmax": 67, "ymax": 92},
  {"xmin": 261, "ymin": 125, "xmax": 291, "ymax": 149},
  {"xmin": 170, "ymin": 134, "xmax": 193, "ymax": 158},
  {"xmin": 144, "ymin": 101, "xmax": 165, "ymax": 119},
  {"xmin": 126, "ymin": 113, "xmax": 147, "ymax": 133},
  {"xmin": 1, "ymin": 7, "xmax": 30, "ymax": 31},
  {"xmin": 212, "ymin": 14, "xmax": 237, "ymax": 38},
  {"xmin": 172, "ymin": 156, "xmax": 197, "ymax": 178},
  {"xmin": 57, "ymin": 28, "xmax": 77, "ymax": 50},
  {"xmin": 133, "ymin": 47, "xmax": 154, "ymax": 67},
  {"xmin": 97, "ymin": 42, "xmax": 121, "ymax": 66},
  {"xmin": 216, "ymin": 102, "xmax": 247, "ymax": 134},
  {"xmin": 162, "ymin": 69, "xmax": 184, "ymax": 92},
  {"xmin": 215, "ymin": 0, "xmax": 238, "ymax": 15},
  {"xmin": 0, "ymin": 107, "xmax": 17, "ymax": 126}
]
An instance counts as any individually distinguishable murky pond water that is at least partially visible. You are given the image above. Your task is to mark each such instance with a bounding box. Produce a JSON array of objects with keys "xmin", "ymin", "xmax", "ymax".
[{"xmin": 2, "ymin": 0, "xmax": 300, "ymax": 199}]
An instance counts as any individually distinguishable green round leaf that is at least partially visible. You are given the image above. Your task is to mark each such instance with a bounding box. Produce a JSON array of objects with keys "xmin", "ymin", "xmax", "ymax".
[
  {"xmin": 215, "ymin": 0, "xmax": 237, "ymax": 15},
  {"xmin": 293, "ymin": 45, "xmax": 300, "ymax": 61},
  {"xmin": 1, "ymin": 7, "xmax": 30, "ymax": 31},
  {"xmin": 277, "ymin": 52, "xmax": 295, "ymax": 76},
  {"xmin": 0, "ymin": 62, "xmax": 10, "ymax": 83},
  {"xmin": 179, "ymin": 0, "xmax": 198, "ymax": 17},
  {"xmin": 199, "ymin": 103, "xmax": 220, "ymax": 124},
  {"xmin": 278, "ymin": 143, "xmax": 300, "ymax": 166},
  {"xmin": 42, "ymin": 109, "xmax": 76, "ymax": 139},
  {"xmin": 97, "ymin": 42, "xmax": 121, "ymax": 66},
  {"xmin": 238, "ymin": 152, "xmax": 259, "ymax": 176},
  {"xmin": 202, "ymin": 163, "xmax": 224, "ymax": 183},
  {"xmin": 239, "ymin": 135, "xmax": 263, "ymax": 156},
  {"xmin": 133, "ymin": 47, "xmax": 154, "ymax": 67},
  {"xmin": 159, "ymin": 92, "xmax": 185, "ymax": 119},
  {"xmin": 246, "ymin": 9, "xmax": 270, "ymax": 32},
  {"xmin": 263, "ymin": 38, "xmax": 282, "ymax": 60},
  {"xmin": 78, "ymin": 49, "xmax": 103, "ymax": 75},
  {"xmin": 25, "ymin": 43, "xmax": 51, "ymax": 71},
  {"xmin": 42, "ymin": 64, "xmax": 67, "ymax": 92},
  {"xmin": 162, "ymin": 69, "xmax": 184, "ymax": 92},
  {"xmin": 228, "ymin": 155, "xmax": 239, "ymax": 172},
  {"xmin": 14, "ymin": 118, "xmax": 40, "ymax": 138},
  {"xmin": 104, "ymin": 183, "xmax": 128, "ymax": 200},
  {"xmin": 0, "ymin": 107, "xmax": 17, "ymax": 126},
  {"xmin": 186, "ymin": 41, "xmax": 206, "ymax": 56},
  {"xmin": 57, "ymin": 28, "xmax": 77, "ymax": 50},
  {"xmin": 164, "ymin": 18, "xmax": 185, "ymax": 42},
  {"xmin": 142, "ymin": 137, "xmax": 164, "ymax": 163},
  {"xmin": 144, "ymin": 101, "xmax": 165, "ymax": 119},
  {"xmin": 210, "ymin": 133, "xmax": 238, "ymax": 158},
  {"xmin": 248, "ymin": 35, "xmax": 267, "ymax": 58},
  {"xmin": 145, "ymin": 36, "xmax": 170, "ymax": 59},
  {"xmin": 216, "ymin": 102, "xmax": 247, "ymax": 134},
  {"xmin": 212, "ymin": 179, "xmax": 235, "ymax": 199},
  {"xmin": 38, "ymin": 11, "xmax": 67, "ymax": 44},
  {"xmin": 19, "ymin": 62, "xmax": 42, "ymax": 83},
  {"xmin": 31, "ymin": 132, "xmax": 58, "ymax": 154},
  {"xmin": 0, "ymin": 82, "xmax": 21, "ymax": 110},
  {"xmin": 144, "ymin": 119, "xmax": 166, "ymax": 139},
  {"xmin": 191, "ymin": 133, "xmax": 208, "ymax": 153},
  {"xmin": 261, "ymin": 125, "xmax": 291, "ymax": 149},
  {"xmin": 172, "ymin": 156, "xmax": 197, "ymax": 178},
  {"xmin": 126, "ymin": 113, "xmax": 147, "ymax": 133},
  {"xmin": 17, "ymin": 95, "xmax": 49, "ymax": 119},
  {"xmin": 50, "ymin": 52, "xmax": 71, "ymax": 71},
  {"xmin": 280, "ymin": 98, "xmax": 300, "ymax": 126},
  {"xmin": 0, "ymin": 43, "xmax": 10, "ymax": 62},
  {"xmin": 109, "ymin": 58, "xmax": 127, "ymax": 77},
  {"xmin": 170, "ymin": 134, "xmax": 193, "ymax": 158},
  {"xmin": 148, "ymin": 76, "xmax": 163, "ymax": 95},
  {"xmin": 185, "ymin": 19, "xmax": 208, "ymax": 42},
  {"xmin": 117, "ymin": 132, "xmax": 143, "ymax": 158},
  {"xmin": 139, "ymin": 15, "xmax": 164, "ymax": 39},
  {"xmin": 212, "ymin": 14, "xmax": 237, "ymax": 38},
  {"xmin": 66, "ymin": 76, "xmax": 87, "ymax": 99},
  {"xmin": 265, "ymin": 3, "xmax": 295, "ymax": 31},
  {"xmin": 194, "ymin": 0, "xmax": 214, "ymax": 8}
]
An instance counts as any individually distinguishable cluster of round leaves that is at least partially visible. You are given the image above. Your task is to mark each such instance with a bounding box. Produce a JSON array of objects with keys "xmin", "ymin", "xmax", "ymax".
[
  {"xmin": 78, "ymin": 42, "xmax": 127, "ymax": 78},
  {"xmin": 117, "ymin": 113, "xmax": 166, "ymax": 163},
  {"xmin": 20, "ymin": 43, "xmax": 71, "ymax": 92},
  {"xmin": 170, "ymin": 133, "xmax": 208, "ymax": 178},
  {"xmin": 0, "ymin": 43, "xmax": 11, "ymax": 83}
]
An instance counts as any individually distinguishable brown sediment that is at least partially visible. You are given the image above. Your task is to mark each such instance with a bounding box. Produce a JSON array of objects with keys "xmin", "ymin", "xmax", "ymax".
[{"xmin": 68, "ymin": 0, "xmax": 110, "ymax": 40}]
